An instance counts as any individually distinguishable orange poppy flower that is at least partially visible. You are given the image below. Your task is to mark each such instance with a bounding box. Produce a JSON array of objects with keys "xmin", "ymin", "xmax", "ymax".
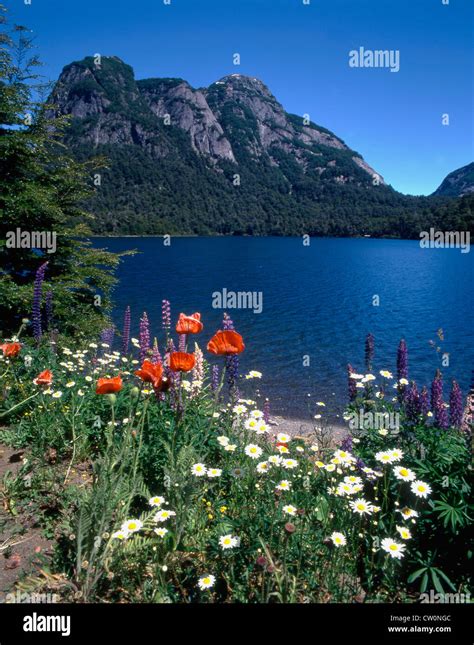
[
  {"xmin": 34, "ymin": 369, "xmax": 53, "ymax": 386},
  {"xmin": 134, "ymin": 360, "xmax": 163, "ymax": 389},
  {"xmin": 0, "ymin": 342, "xmax": 21, "ymax": 358},
  {"xmin": 176, "ymin": 312, "xmax": 203, "ymax": 335},
  {"xmin": 169, "ymin": 352, "xmax": 196, "ymax": 372},
  {"xmin": 96, "ymin": 375, "xmax": 123, "ymax": 394},
  {"xmin": 207, "ymin": 330, "xmax": 245, "ymax": 356}
]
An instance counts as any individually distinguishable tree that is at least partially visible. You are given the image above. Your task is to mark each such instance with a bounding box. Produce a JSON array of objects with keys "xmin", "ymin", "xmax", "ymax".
[{"xmin": 0, "ymin": 6, "xmax": 120, "ymax": 339}]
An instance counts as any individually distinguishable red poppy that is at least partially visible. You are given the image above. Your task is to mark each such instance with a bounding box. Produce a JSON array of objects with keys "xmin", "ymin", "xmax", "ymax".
[
  {"xmin": 134, "ymin": 360, "xmax": 163, "ymax": 389},
  {"xmin": 207, "ymin": 330, "xmax": 245, "ymax": 356},
  {"xmin": 96, "ymin": 375, "xmax": 123, "ymax": 394},
  {"xmin": 0, "ymin": 342, "xmax": 21, "ymax": 358},
  {"xmin": 176, "ymin": 312, "xmax": 203, "ymax": 335},
  {"xmin": 169, "ymin": 352, "xmax": 196, "ymax": 372},
  {"xmin": 34, "ymin": 369, "xmax": 53, "ymax": 386}
]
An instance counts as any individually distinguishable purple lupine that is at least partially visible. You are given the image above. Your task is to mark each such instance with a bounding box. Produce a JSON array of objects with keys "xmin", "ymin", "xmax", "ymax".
[
  {"xmin": 211, "ymin": 364, "xmax": 220, "ymax": 392},
  {"xmin": 222, "ymin": 313, "xmax": 239, "ymax": 397},
  {"xmin": 193, "ymin": 345, "xmax": 204, "ymax": 383},
  {"xmin": 45, "ymin": 291, "xmax": 53, "ymax": 331},
  {"xmin": 347, "ymin": 364, "xmax": 357, "ymax": 402},
  {"xmin": 32, "ymin": 262, "xmax": 48, "ymax": 342},
  {"xmin": 100, "ymin": 326, "xmax": 115, "ymax": 348},
  {"xmin": 397, "ymin": 339, "xmax": 408, "ymax": 381},
  {"xmin": 263, "ymin": 398, "xmax": 271, "ymax": 424},
  {"xmin": 405, "ymin": 382, "xmax": 421, "ymax": 422},
  {"xmin": 431, "ymin": 370, "xmax": 448, "ymax": 428},
  {"xmin": 139, "ymin": 312, "xmax": 150, "ymax": 363},
  {"xmin": 178, "ymin": 334, "xmax": 186, "ymax": 352},
  {"xmin": 420, "ymin": 386, "xmax": 430, "ymax": 416},
  {"xmin": 151, "ymin": 338, "xmax": 162, "ymax": 365},
  {"xmin": 365, "ymin": 333, "xmax": 375, "ymax": 372},
  {"xmin": 122, "ymin": 306, "xmax": 131, "ymax": 355},
  {"xmin": 161, "ymin": 299, "xmax": 171, "ymax": 331},
  {"xmin": 340, "ymin": 435, "xmax": 353, "ymax": 453},
  {"xmin": 461, "ymin": 371, "xmax": 474, "ymax": 434},
  {"xmin": 449, "ymin": 380, "xmax": 463, "ymax": 428}
]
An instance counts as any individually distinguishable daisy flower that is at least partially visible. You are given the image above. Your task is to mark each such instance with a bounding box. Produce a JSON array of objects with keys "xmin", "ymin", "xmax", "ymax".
[
  {"xmin": 396, "ymin": 525, "xmax": 412, "ymax": 540},
  {"xmin": 255, "ymin": 421, "xmax": 270, "ymax": 434},
  {"xmin": 389, "ymin": 448, "xmax": 404, "ymax": 462},
  {"xmin": 398, "ymin": 507, "xmax": 419, "ymax": 520},
  {"xmin": 381, "ymin": 538, "xmax": 406, "ymax": 559},
  {"xmin": 410, "ymin": 480, "xmax": 432, "ymax": 498},
  {"xmin": 393, "ymin": 466, "xmax": 416, "ymax": 482},
  {"xmin": 52, "ymin": 391, "xmax": 63, "ymax": 399},
  {"xmin": 245, "ymin": 370, "xmax": 262, "ymax": 379},
  {"xmin": 219, "ymin": 534, "xmax": 240, "ymax": 549},
  {"xmin": 191, "ymin": 463, "xmax": 207, "ymax": 476},
  {"xmin": 256, "ymin": 461, "xmax": 270, "ymax": 473},
  {"xmin": 149, "ymin": 496, "xmax": 166, "ymax": 507},
  {"xmin": 154, "ymin": 527, "xmax": 168, "ymax": 537},
  {"xmin": 276, "ymin": 480, "xmax": 291, "ymax": 491},
  {"xmin": 233, "ymin": 404, "xmax": 247, "ymax": 415},
  {"xmin": 245, "ymin": 444, "xmax": 263, "ymax": 459},
  {"xmin": 268, "ymin": 455, "xmax": 282, "ymax": 465},
  {"xmin": 244, "ymin": 418, "xmax": 260, "ymax": 431},
  {"xmin": 112, "ymin": 529, "xmax": 129, "ymax": 540},
  {"xmin": 250, "ymin": 409, "xmax": 264, "ymax": 419},
  {"xmin": 324, "ymin": 463, "xmax": 336, "ymax": 472},
  {"xmin": 282, "ymin": 458, "xmax": 298, "ymax": 470},
  {"xmin": 375, "ymin": 451, "xmax": 395, "ymax": 464},
  {"xmin": 277, "ymin": 433, "xmax": 291, "ymax": 443},
  {"xmin": 276, "ymin": 444, "xmax": 289, "ymax": 454},
  {"xmin": 334, "ymin": 450, "xmax": 354, "ymax": 464},
  {"xmin": 224, "ymin": 444, "xmax": 237, "ymax": 452},
  {"xmin": 65, "ymin": 381, "xmax": 76, "ymax": 388},
  {"xmin": 283, "ymin": 504, "xmax": 297, "ymax": 516},
  {"xmin": 330, "ymin": 532, "xmax": 346, "ymax": 547},
  {"xmin": 122, "ymin": 519, "xmax": 142, "ymax": 533},
  {"xmin": 349, "ymin": 498, "xmax": 373, "ymax": 515},
  {"xmin": 154, "ymin": 509, "xmax": 176, "ymax": 523},
  {"xmin": 379, "ymin": 370, "xmax": 393, "ymax": 378},
  {"xmin": 207, "ymin": 468, "xmax": 222, "ymax": 478},
  {"xmin": 217, "ymin": 436, "xmax": 229, "ymax": 446},
  {"xmin": 198, "ymin": 574, "xmax": 216, "ymax": 590}
]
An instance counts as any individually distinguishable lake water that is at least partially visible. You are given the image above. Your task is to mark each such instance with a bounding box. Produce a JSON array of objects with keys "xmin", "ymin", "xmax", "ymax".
[{"xmin": 93, "ymin": 237, "xmax": 474, "ymax": 421}]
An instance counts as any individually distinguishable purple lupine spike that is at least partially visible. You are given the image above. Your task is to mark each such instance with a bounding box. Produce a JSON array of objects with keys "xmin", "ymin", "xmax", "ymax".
[
  {"xmin": 420, "ymin": 386, "xmax": 430, "ymax": 416},
  {"xmin": 223, "ymin": 312, "xmax": 234, "ymax": 330},
  {"xmin": 263, "ymin": 398, "xmax": 271, "ymax": 424},
  {"xmin": 340, "ymin": 435, "xmax": 353, "ymax": 453},
  {"xmin": 100, "ymin": 326, "xmax": 114, "ymax": 348},
  {"xmin": 178, "ymin": 334, "xmax": 186, "ymax": 352},
  {"xmin": 461, "ymin": 371, "xmax": 474, "ymax": 434},
  {"xmin": 365, "ymin": 333, "xmax": 374, "ymax": 372},
  {"xmin": 405, "ymin": 382, "xmax": 420, "ymax": 422},
  {"xmin": 211, "ymin": 364, "xmax": 220, "ymax": 391},
  {"xmin": 347, "ymin": 364, "xmax": 357, "ymax": 402},
  {"xmin": 122, "ymin": 306, "xmax": 131, "ymax": 355},
  {"xmin": 151, "ymin": 338, "xmax": 162, "ymax": 365},
  {"xmin": 397, "ymin": 339, "xmax": 408, "ymax": 381},
  {"xmin": 193, "ymin": 345, "xmax": 204, "ymax": 382},
  {"xmin": 139, "ymin": 312, "xmax": 150, "ymax": 363},
  {"xmin": 32, "ymin": 261, "xmax": 48, "ymax": 342},
  {"xmin": 45, "ymin": 291, "xmax": 53, "ymax": 331},
  {"xmin": 431, "ymin": 370, "xmax": 448, "ymax": 428},
  {"xmin": 449, "ymin": 380, "xmax": 463, "ymax": 428},
  {"xmin": 161, "ymin": 300, "xmax": 171, "ymax": 330}
]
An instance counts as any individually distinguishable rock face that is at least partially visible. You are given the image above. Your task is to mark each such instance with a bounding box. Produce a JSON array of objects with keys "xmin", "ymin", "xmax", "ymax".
[
  {"xmin": 433, "ymin": 162, "xmax": 474, "ymax": 197},
  {"xmin": 49, "ymin": 56, "xmax": 402, "ymax": 234}
]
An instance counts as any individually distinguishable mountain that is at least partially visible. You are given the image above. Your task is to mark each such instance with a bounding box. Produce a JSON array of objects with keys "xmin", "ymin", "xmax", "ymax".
[
  {"xmin": 433, "ymin": 162, "xmax": 474, "ymax": 197},
  {"xmin": 49, "ymin": 56, "xmax": 472, "ymax": 236}
]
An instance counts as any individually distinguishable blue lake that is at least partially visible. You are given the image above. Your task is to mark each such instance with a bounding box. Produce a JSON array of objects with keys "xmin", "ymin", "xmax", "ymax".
[{"xmin": 93, "ymin": 237, "xmax": 474, "ymax": 420}]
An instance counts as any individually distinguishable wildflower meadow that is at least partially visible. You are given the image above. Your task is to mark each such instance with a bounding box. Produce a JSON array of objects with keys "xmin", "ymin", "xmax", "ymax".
[{"xmin": 0, "ymin": 295, "xmax": 471, "ymax": 605}]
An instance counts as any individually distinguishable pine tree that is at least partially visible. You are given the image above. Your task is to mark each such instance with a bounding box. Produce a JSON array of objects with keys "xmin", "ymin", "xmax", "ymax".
[{"xmin": 0, "ymin": 6, "xmax": 120, "ymax": 339}]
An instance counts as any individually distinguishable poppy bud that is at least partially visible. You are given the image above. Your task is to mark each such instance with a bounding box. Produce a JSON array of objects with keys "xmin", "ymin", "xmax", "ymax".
[
  {"xmin": 107, "ymin": 393, "xmax": 117, "ymax": 404},
  {"xmin": 256, "ymin": 556, "xmax": 267, "ymax": 567},
  {"xmin": 130, "ymin": 386, "xmax": 140, "ymax": 398},
  {"xmin": 284, "ymin": 522, "xmax": 296, "ymax": 534}
]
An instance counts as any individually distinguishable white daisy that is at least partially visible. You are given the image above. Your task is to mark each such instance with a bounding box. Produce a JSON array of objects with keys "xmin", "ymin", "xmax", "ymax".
[
  {"xmin": 381, "ymin": 538, "xmax": 406, "ymax": 559},
  {"xmin": 245, "ymin": 444, "xmax": 263, "ymax": 459},
  {"xmin": 393, "ymin": 466, "xmax": 416, "ymax": 482},
  {"xmin": 410, "ymin": 480, "xmax": 432, "ymax": 498},
  {"xmin": 198, "ymin": 574, "xmax": 216, "ymax": 590},
  {"xmin": 330, "ymin": 532, "xmax": 346, "ymax": 547},
  {"xmin": 219, "ymin": 534, "xmax": 240, "ymax": 549},
  {"xmin": 191, "ymin": 463, "xmax": 207, "ymax": 476},
  {"xmin": 282, "ymin": 504, "xmax": 297, "ymax": 516}
]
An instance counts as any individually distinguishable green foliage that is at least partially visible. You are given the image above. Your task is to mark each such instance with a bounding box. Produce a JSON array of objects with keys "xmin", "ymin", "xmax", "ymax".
[{"xmin": 0, "ymin": 16, "xmax": 120, "ymax": 338}]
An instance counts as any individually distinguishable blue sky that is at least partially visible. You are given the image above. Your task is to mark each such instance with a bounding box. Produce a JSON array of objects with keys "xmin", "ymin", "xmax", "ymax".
[{"xmin": 9, "ymin": 0, "xmax": 473, "ymax": 195}]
